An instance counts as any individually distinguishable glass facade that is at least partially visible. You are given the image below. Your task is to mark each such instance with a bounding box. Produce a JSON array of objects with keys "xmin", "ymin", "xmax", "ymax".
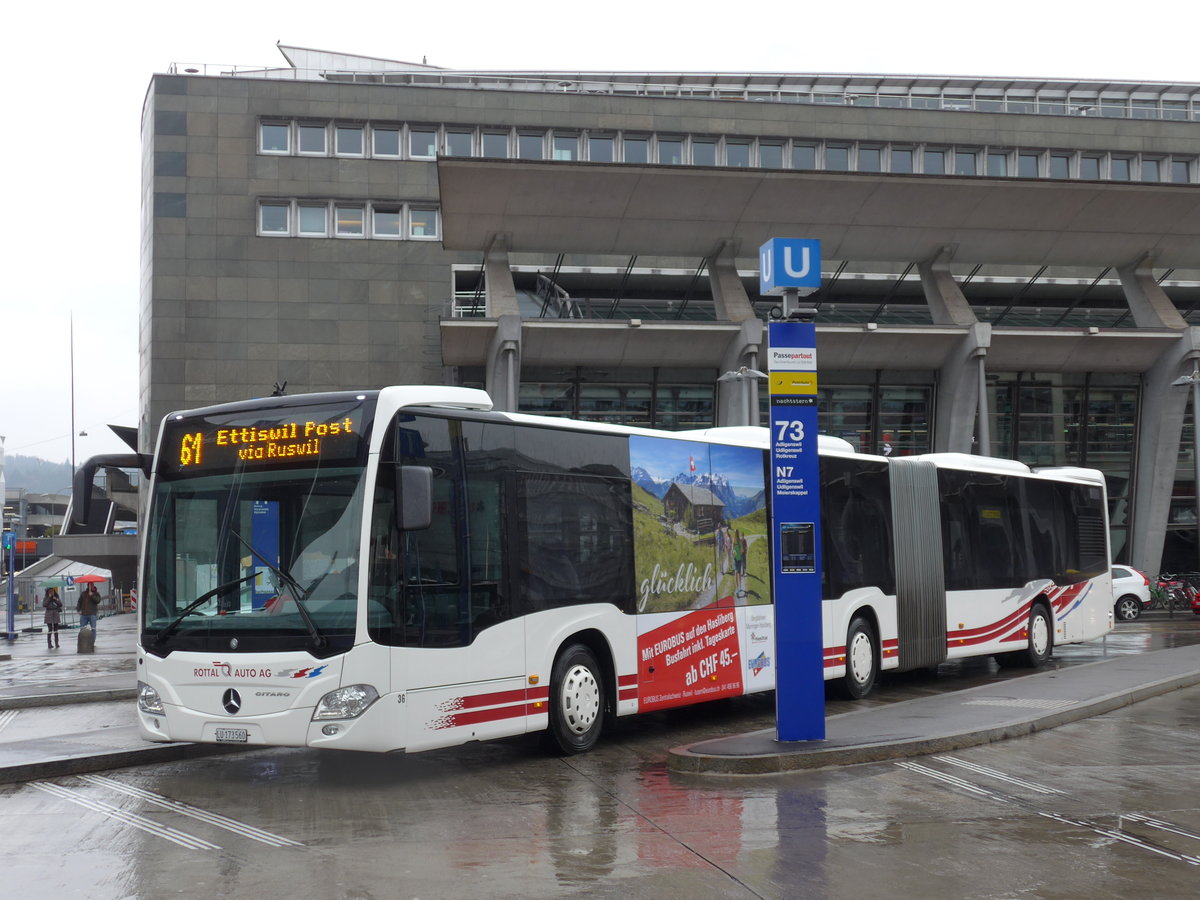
[
  {"xmin": 986, "ymin": 373, "xmax": 1139, "ymax": 560},
  {"xmin": 515, "ymin": 368, "xmax": 716, "ymax": 429}
]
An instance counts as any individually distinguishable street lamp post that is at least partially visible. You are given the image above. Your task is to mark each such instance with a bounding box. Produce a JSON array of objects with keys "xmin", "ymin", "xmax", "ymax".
[{"xmin": 1171, "ymin": 362, "xmax": 1200, "ymax": 578}]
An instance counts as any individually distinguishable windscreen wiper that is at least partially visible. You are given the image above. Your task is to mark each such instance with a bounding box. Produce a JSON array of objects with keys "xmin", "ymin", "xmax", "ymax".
[
  {"xmin": 155, "ymin": 572, "xmax": 258, "ymax": 646},
  {"xmin": 229, "ymin": 531, "xmax": 332, "ymax": 651}
]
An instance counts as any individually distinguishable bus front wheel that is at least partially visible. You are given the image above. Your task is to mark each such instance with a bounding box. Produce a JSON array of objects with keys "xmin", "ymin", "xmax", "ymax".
[
  {"xmin": 838, "ymin": 617, "xmax": 878, "ymax": 700},
  {"xmin": 543, "ymin": 643, "xmax": 605, "ymax": 755},
  {"xmin": 995, "ymin": 604, "xmax": 1053, "ymax": 668}
]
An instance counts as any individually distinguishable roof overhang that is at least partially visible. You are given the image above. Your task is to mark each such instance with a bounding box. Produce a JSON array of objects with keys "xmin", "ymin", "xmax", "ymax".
[
  {"xmin": 441, "ymin": 318, "xmax": 1183, "ymax": 374},
  {"xmin": 438, "ymin": 159, "xmax": 1200, "ymax": 268}
]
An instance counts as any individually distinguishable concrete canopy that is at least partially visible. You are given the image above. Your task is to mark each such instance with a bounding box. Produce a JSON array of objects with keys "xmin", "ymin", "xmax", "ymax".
[{"xmin": 438, "ymin": 159, "xmax": 1200, "ymax": 268}]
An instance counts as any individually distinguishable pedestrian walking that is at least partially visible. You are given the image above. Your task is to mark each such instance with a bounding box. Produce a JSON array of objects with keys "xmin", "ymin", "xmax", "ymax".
[
  {"xmin": 43, "ymin": 587, "xmax": 63, "ymax": 649},
  {"xmin": 78, "ymin": 583, "xmax": 101, "ymax": 637}
]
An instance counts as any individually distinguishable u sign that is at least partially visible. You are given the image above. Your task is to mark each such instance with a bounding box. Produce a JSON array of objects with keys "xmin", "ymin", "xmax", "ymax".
[{"xmin": 759, "ymin": 238, "xmax": 822, "ymax": 296}]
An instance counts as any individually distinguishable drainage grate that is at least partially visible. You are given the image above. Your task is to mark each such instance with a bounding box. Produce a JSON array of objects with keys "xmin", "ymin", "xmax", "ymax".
[{"xmin": 962, "ymin": 697, "xmax": 1076, "ymax": 710}]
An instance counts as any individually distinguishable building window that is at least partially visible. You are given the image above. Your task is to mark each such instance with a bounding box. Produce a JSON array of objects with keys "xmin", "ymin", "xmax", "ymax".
[
  {"xmin": 297, "ymin": 204, "xmax": 327, "ymax": 237},
  {"xmin": 986, "ymin": 152, "xmax": 1009, "ymax": 177},
  {"xmin": 692, "ymin": 139, "xmax": 717, "ymax": 166},
  {"xmin": 1142, "ymin": 158, "xmax": 1162, "ymax": 182},
  {"xmin": 410, "ymin": 128, "xmax": 438, "ymax": 159},
  {"xmin": 793, "ymin": 144, "xmax": 817, "ymax": 170},
  {"xmin": 517, "ymin": 132, "xmax": 544, "ymax": 160},
  {"xmin": 1110, "ymin": 157, "xmax": 1132, "ymax": 181},
  {"xmin": 335, "ymin": 205, "xmax": 365, "ymax": 237},
  {"xmin": 658, "ymin": 137, "xmax": 684, "ymax": 165},
  {"xmin": 335, "ymin": 125, "xmax": 364, "ymax": 156},
  {"xmin": 259, "ymin": 202, "xmax": 290, "ymax": 235},
  {"xmin": 1131, "ymin": 99, "xmax": 1158, "ymax": 119},
  {"xmin": 857, "ymin": 146, "xmax": 882, "ymax": 172},
  {"xmin": 482, "ymin": 132, "xmax": 509, "ymax": 159},
  {"xmin": 587, "ymin": 135, "xmax": 614, "ymax": 162},
  {"xmin": 373, "ymin": 127, "xmax": 401, "ymax": 157},
  {"xmin": 260, "ymin": 122, "xmax": 290, "ymax": 154},
  {"xmin": 1018, "ymin": 152, "xmax": 1040, "ymax": 177},
  {"xmin": 1170, "ymin": 158, "xmax": 1192, "ymax": 183},
  {"xmin": 890, "ymin": 148, "xmax": 913, "ymax": 174},
  {"xmin": 954, "ymin": 150, "xmax": 978, "ymax": 176},
  {"xmin": 923, "ymin": 149, "xmax": 946, "ymax": 174},
  {"xmin": 623, "ymin": 136, "xmax": 649, "ymax": 164},
  {"xmin": 758, "ymin": 142, "xmax": 783, "ymax": 168},
  {"xmin": 826, "ymin": 145, "xmax": 850, "ymax": 171},
  {"xmin": 552, "ymin": 133, "xmax": 578, "ymax": 161},
  {"xmin": 373, "ymin": 206, "xmax": 402, "ymax": 238},
  {"xmin": 725, "ymin": 140, "xmax": 751, "ymax": 167},
  {"xmin": 298, "ymin": 123, "xmax": 327, "ymax": 155},
  {"xmin": 1079, "ymin": 155, "xmax": 1102, "ymax": 180},
  {"xmin": 1163, "ymin": 100, "xmax": 1188, "ymax": 121},
  {"xmin": 1049, "ymin": 153, "xmax": 1071, "ymax": 179},
  {"xmin": 445, "ymin": 131, "xmax": 474, "ymax": 157},
  {"xmin": 409, "ymin": 208, "xmax": 440, "ymax": 239}
]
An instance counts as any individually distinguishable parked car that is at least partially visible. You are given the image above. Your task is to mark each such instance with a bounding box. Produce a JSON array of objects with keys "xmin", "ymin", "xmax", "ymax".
[{"xmin": 1112, "ymin": 566, "xmax": 1152, "ymax": 621}]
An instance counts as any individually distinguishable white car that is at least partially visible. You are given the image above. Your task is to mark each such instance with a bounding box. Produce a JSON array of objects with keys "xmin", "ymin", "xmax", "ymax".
[{"xmin": 1111, "ymin": 566, "xmax": 1152, "ymax": 621}]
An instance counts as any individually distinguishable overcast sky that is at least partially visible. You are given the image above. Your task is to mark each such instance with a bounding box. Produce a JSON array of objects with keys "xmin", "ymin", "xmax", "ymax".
[{"xmin": 3, "ymin": 0, "xmax": 1197, "ymax": 467}]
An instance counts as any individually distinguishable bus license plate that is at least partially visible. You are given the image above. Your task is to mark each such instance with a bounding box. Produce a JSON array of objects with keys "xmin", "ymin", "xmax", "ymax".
[{"xmin": 215, "ymin": 728, "xmax": 249, "ymax": 743}]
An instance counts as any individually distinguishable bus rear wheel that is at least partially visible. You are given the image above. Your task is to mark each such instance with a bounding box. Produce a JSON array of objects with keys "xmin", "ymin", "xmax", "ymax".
[
  {"xmin": 838, "ymin": 617, "xmax": 878, "ymax": 700},
  {"xmin": 543, "ymin": 643, "xmax": 605, "ymax": 755}
]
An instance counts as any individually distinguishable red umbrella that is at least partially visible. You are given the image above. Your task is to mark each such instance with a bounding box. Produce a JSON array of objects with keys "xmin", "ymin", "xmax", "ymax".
[{"xmin": 73, "ymin": 574, "xmax": 108, "ymax": 584}]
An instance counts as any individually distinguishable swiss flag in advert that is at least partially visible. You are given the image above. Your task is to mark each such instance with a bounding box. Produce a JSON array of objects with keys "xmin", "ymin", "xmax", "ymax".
[{"xmin": 638, "ymin": 609, "xmax": 743, "ymax": 711}]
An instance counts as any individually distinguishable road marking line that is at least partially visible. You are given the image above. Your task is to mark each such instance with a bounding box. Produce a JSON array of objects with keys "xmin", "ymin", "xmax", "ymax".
[
  {"xmin": 1123, "ymin": 813, "xmax": 1200, "ymax": 845},
  {"xmin": 934, "ymin": 756, "xmax": 1064, "ymax": 794},
  {"xmin": 79, "ymin": 774, "xmax": 304, "ymax": 847},
  {"xmin": 29, "ymin": 782, "xmax": 220, "ymax": 851},
  {"xmin": 0, "ymin": 709, "xmax": 18, "ymax": 733},
  {"xmin": 895, "ymin": 761, "xmax": 1008, "ymax": 801},
  {"xmin": 1040, "ymin": 812, "xmax": 1200, "ymax": 865}
]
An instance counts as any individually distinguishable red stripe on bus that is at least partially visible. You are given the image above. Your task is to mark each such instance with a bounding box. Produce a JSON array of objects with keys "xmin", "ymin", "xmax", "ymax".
[
  {"xmin": 619, "ymin": 688, "xmax": 638, "ymax": 701},
  {"xmin": 618, "ymin": 674, "xmax": 638, "ymax": 686}
]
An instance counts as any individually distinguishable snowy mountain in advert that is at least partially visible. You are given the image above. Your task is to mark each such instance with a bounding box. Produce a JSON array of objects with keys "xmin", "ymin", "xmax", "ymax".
[{"xmin": 631, "ymin": 467, "xmax": 762, "ymax": 518}]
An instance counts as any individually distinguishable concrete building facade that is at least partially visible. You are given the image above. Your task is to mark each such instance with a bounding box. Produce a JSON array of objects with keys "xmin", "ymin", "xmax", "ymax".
[{"xmin": 141, "ymin": 46, "xmax": 1200, "ymax": 577}]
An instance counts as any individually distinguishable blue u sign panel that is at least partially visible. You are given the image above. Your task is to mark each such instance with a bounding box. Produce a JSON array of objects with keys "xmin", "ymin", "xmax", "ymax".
[{"xmin": 759, "ymin": 238, "xmax": 822, "ymax": 296}]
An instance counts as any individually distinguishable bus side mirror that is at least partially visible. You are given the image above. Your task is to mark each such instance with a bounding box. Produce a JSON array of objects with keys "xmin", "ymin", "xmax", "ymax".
[{"xmin": 397, "ymin": 465, "xmax": 433, "ymax": 531}]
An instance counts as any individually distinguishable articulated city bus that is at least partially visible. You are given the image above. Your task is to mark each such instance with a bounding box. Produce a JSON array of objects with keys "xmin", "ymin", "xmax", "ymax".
[{"xmin": 80, "ymin": 386, "xmax": 1112, "ymax": 755}]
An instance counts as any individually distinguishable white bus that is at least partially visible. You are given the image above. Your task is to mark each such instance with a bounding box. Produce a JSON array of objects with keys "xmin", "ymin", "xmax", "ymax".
[{"xmin": 78, "ymin": 386, "xmax": 1112, "ymax": 755}]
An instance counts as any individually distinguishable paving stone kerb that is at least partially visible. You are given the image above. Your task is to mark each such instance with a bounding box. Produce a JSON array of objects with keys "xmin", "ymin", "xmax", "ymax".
[{"xmin": 668, "ymin": 644, "xmax": 1200, "ymax": 775}]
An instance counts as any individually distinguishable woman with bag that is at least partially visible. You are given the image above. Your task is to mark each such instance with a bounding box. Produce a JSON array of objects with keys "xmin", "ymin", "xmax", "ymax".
[{"xmin": 43, "ymin": 587, "xmax": 63, "ymax": 649}]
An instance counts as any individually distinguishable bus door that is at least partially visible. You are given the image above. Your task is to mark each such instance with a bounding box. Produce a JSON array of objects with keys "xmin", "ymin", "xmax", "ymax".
[{"xmin": 377, "ymin": 416, "xmax": 526, "ymax": 752}]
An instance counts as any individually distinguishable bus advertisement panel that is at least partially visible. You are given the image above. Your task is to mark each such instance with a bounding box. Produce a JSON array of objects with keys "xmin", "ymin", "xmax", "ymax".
[{"xmin": 629, "ymin": 435, "xmax": 772, "ymax": 711}]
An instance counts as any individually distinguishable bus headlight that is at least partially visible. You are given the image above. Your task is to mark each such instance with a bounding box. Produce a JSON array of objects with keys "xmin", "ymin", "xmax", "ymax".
[
  {"xmin": 138, "ymin": 681, "xmax": 165, "ymax": 715},
  {"xmin": 313, "ymin": 684, "xmax": 379, "ymax": 720}
]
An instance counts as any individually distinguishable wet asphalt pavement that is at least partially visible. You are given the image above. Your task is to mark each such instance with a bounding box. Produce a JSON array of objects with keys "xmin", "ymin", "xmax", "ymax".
[{"xmin": 2, "ymin": 612, "xmax": 1199, "ymax": 897}]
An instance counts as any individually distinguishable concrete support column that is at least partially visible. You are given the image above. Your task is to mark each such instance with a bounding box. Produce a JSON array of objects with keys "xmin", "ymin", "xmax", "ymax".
[
  {"xmin": 708, "ymin": 243, "xmax": 757, "ymax": 323},
  {"xmin": 717, "ymin": 319, "xmax": 765, "ymax": 426},
  {"xmin": 1118, "ymin": 251, "xmax": 1187, "ymax": 329},
  {"xmin": 918, "ymin": 246, "xmax": 978, "ymax": 327},
  {"xmin": 484, "ymin": 236, "xmax": 521, "ymax": 317},
  {"xmin": 934, "ymin": 323, "xmax": 992, "ymax": 453},
  {"xmin": 1128, "ymin": 329, "xmax": 1200, "ymax": 576},
  {"xmin": 484, "ymin": 315, "xmax": 522, "ymax": 412}
]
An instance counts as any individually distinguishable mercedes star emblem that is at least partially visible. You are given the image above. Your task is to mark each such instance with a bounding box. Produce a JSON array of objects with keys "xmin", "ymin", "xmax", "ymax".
[{"xmin": 222, "ymin": 688, "xmax": 242, "ymax": 715}]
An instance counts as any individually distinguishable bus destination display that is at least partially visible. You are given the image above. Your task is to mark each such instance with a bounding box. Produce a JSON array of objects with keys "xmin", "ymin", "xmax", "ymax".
[{"xmin": 162, "ymin": 406, "xmax": 365, "ymax": 475}]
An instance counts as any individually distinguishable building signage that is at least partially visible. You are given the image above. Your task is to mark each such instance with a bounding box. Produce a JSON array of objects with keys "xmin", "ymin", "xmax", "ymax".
[
  {"xmin": 759, "ymin": 238, "xmax": 822, "ymax": 296},
  {"xmin": 768, "ymin": 319, "xmax": 825, "ymax": 741}
]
